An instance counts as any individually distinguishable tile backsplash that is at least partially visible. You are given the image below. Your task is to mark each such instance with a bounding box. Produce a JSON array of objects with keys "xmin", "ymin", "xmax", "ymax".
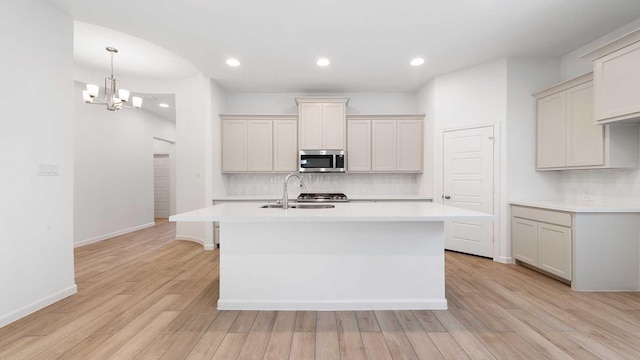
[
  {"xmin": 561, "ymin": 169, "xmax": 640, "ymax": 203},
  {"xmin": 223, "ymin": 173, "xmax": 420, "ymax": 197}
]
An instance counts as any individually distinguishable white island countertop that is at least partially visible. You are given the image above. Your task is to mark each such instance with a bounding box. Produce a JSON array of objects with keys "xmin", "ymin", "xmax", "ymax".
[
  {"xmin": 170, "ymin": 202, "xmax": 493, "ymax": 223},
  {"xmin": 211, "ymin": 195, "xmax": 433, "ymax": 202}
]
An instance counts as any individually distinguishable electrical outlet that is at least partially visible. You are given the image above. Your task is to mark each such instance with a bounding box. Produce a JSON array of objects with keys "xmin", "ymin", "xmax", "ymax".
[{"xmin": 579, "ymin": 194, "xmax": 595, "ymax": 201}]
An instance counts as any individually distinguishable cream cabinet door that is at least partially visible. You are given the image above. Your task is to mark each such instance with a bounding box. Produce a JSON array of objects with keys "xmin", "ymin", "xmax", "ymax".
[
  {"xmin": 594, "ymin": 40, "xmax": 640, "ymax": 123},
  {"xmin": 537, "ymin": 92, "xmax": 566, "ymax": 169},
  {"xmin": 347, "ymin": 120, "xmax": 371, "ymax": 172},
  {"xmin": 322, "ymin": 103, "xmax": 345, "ymax": 149},
  {"xmin": 537, "ymin": 222, "xmax": 572, "ymax": 280},
  {"xmin": 299, "ymin": 103, "xmax": 323, "ymax": 149},
  {"xmin": 512, "ymin": 217, "xmax": 538, "ymax": 266},
  {"xmin": 565, "ymin": 81, "xmax": 604, "ymax": 167},
  {"xmin": 247, "ymin": 120, "xmax": 273, "ymax": 172},
  {"xmin": 371, "ymin": 120, "xmax": 397, "ymax": 171},
  {"xmin": 222, "ymin": 120, "xmax": 247, "ymax": 172},
  {"xmin": 273, "ymin": 120, "xmax": 298, "ymax": 172},
  {"xmin": 396, "ymin": 120, "xmax": 423, "ymax": 172}
]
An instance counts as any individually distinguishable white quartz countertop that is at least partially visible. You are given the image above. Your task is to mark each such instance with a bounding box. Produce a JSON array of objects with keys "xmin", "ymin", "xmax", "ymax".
[
  {"xmin": 171, "ymin": 202, "xmax": 493, "ymax": 223},
  {"xmin": 510, "ymin": 200, "xmax": 640, "ymax": 213},
  {"xmin": 212, "ymin": 195, "xmax": 433, "ymax": 202}
]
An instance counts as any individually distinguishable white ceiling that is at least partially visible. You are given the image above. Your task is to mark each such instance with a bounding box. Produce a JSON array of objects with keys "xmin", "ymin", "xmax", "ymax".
[
  {"xmin": 74, "ymin": 21, "xmax": 198, "ymax": 80},
  {"xmin": 51, "ymin": 0, "xmax": 640, "ymax": 92}
]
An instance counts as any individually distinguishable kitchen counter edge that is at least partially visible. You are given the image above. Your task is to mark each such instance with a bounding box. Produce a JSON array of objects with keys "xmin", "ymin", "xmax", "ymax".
[{"xmin": 510, "ymin": 200, "xmax": 640, "ymax": 213}]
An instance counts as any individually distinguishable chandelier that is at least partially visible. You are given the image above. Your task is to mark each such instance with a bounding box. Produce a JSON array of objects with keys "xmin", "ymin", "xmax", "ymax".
[{"xmin": 82, "ymin": 47, "xmax": 142, "ymax": 111}]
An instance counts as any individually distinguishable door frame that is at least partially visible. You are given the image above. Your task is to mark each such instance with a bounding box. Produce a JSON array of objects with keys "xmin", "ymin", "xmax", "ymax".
[
  {"xmin": 438, "ymin": 123, "xmax": 501, "ymax": 261},
  {"xmin": 153, "ymin": 137, "xmax": 176, "ymax": 218}
]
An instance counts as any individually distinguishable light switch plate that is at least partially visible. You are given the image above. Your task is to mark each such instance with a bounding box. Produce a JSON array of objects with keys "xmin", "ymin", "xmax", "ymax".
[
  {"xmin": 38, "ymin": 164, "xmax": 59, "ymax": 176},
  {"xmin": 579, "ymin": 194, "xmax": 595, "ymax": 201}
]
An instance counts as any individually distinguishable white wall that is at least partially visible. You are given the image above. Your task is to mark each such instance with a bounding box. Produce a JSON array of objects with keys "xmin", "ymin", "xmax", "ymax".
[
  {"xmin": 153, "ymin": 138, "xmax": 173, "ymax": 154},
  {"xmin": 420, "ymin": 59, "xmax": 509, "ymax": 261},
  {"xmin": 0, "ymin": 0, "xmax": 76, "ymax": 327},
  {"xmin": 210, "ymin": 80, "xmax": 227, "ymax": 202},
  {"xmin": 559, "ymin": 18, "xmax": 640, "ymax": 203},
  {"xmin": 427, "ymin": 58, "xmax": 509, "ymax": 205},
  {"xmin": 75, "ymin": 67, "xmax": 224, "ymax": 249},
  {"xmin": 506, "ymin": 58, "xmax": 562, "ymax": 204},
  {"xmin": 74, "ymin": 81, "xmax": 176, "ymax": 246},
  {"xmin": 561, "ymin": 18, "xmax": 640, "ymax": 81},
  {"xmin": 416, "ymin": 58, "xmax": 563, "ymax": 263},
  {"xmin": 504, "ymin": 58, "xmax": 563, "ymax": 262}
]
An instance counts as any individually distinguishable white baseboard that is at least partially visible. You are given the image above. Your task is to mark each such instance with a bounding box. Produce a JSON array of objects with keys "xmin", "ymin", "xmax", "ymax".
[
  {"xmin": 0, "ymin": 284, "xmax": 77, "ymax": 328},
  {"xmin": 494, "ymin": 255, "xmax": 513, "ymax": 264},
  {"xmin": 75, "ymin": 222, "xmax": 156, "ymax": 247},
  {"xmin": 217, "ymin": 298, "xmax": 448, "ymax": 311},
  {"xmin": 175, "ymin": 235, "xmax": 214, "ymax": 250}
]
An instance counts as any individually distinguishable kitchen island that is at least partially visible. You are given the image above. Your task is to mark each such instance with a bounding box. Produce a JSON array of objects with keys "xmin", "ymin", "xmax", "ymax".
[{"xmin": 170, "ymin": 202, "xmax": 492, "ymax": 310}]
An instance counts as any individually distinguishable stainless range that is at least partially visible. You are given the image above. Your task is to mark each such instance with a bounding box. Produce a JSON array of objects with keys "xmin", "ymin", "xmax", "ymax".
[{"xmin": 296, "ymin": 193, "xmax": 349, "ymax": 203}]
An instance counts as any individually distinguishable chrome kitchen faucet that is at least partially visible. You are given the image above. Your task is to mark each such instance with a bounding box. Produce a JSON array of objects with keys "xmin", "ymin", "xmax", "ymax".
[{"xmin": 282, "ymin": 173, "xmax": 305, "ymax": 209}]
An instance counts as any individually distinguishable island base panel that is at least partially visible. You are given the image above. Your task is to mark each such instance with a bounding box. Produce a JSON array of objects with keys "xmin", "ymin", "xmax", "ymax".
[{"xmin": 218, "ymin": 221, "xmax": 447, "ymax": 310}]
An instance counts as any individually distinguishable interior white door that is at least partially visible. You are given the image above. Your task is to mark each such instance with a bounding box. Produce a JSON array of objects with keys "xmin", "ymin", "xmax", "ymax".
[
  {"xmin": 443, "ymin": 126, "xmax": 495, "ymax": 258},
  {"xmin": 154, "ymin": 154, "xmax": 170, "ymax": 219}
]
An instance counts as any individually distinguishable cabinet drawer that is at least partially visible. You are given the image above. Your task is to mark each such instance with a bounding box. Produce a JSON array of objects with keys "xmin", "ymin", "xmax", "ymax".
[{"xmin": 511, "ymin": 206, "xmax": 571, "ymax": 227}]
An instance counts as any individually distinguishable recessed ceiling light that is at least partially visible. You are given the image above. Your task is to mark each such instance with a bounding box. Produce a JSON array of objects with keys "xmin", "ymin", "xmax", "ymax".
[
  {"xmin": 410, "ymin": 58, "xmax": 425, "ymax": 66},
  {"xmin": 226, "ymin": 58, "xmax": 240, "ymax": 67},
  {"xmin": 159, "ymin": 103, "xmax": 170, "ymax": 108},
  {"xmin": 316, "ymin": 58, "xmax": 330, "ymax": 67}
]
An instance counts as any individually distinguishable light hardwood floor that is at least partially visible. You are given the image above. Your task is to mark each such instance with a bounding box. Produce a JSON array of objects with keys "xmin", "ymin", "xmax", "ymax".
[{"xmin": 2, "ymin": 221, "xmax": 640, "ymax": 359}]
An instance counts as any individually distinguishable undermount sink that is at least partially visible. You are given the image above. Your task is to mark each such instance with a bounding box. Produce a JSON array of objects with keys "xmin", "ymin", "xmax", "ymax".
[{"xmin": 260, "ymin": 204, "xmax": 335, "ymax": 209}]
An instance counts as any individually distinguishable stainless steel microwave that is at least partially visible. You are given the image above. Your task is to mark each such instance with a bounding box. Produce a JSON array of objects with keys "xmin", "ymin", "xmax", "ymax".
[{"xmin": 299, "ymin": 150, "xmax": 345, "ymax": 173}]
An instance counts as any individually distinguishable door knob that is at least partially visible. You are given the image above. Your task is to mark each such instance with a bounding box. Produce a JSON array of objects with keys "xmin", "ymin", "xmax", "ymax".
[{"xmin": 444, "ymin": 195, "xmax": 451, "ymax": 199}]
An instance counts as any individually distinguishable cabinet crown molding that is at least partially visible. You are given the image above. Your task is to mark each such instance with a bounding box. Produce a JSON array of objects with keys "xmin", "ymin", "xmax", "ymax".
[
  {"xmin": 533, "ymin": 73, "xmax": 593, "ymax": 99},
  {"xmin": 580, "ymin": 28, "xmax": 640, "ymax": 61},
  {"xmin": 295, "ymin": 97, "xmax": 350, "ymax": 105}
]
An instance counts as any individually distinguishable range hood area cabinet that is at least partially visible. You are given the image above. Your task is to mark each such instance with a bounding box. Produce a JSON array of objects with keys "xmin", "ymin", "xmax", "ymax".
[
  {"xmin": 296, "ymin": 97, "xmax": 349, "ymax": 150},
  {"xmin": 582, "ymin": 28, "xmax": 640, "ymax": 124},
  {"xmin": 221, "ymin": 115, "xmax": 298, "ymax": 173},
  {"xmin": 534, "ymin": 73, "xmax": 638, "ymax": 171},
  {"xmin": 347, "ymin": 115, "xmax": 424, "ymax": 173}
]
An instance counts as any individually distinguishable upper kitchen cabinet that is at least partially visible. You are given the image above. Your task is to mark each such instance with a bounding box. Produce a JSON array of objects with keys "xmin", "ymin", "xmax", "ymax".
[
  {"xmin": 347, "ymin": 119, "xmax": 371, "ymax": 172},
  {"xmin": 534, "ymin": 73, "xmax": 638, "ymax": 170},
  {"xmin": 583, "ymin": 29, "xmax": 640, "ymax": 124},
  {"xmin": 221, "ymin": 115, "xmax": 298, "ymax": 173},
  {"xmin": 273, "ymin": 119, "xmax": 298, "ymax": 172},
  {"xmin": 222, "ymin": 119, "xmax": 248, "ymax": 172},
  {"xmin": 296, "ymin": 97, "xmax": 349, "ymax": 150},
  {"xmin": 347, "ymin": 115, "xmax": 424, "ymax": 173}
]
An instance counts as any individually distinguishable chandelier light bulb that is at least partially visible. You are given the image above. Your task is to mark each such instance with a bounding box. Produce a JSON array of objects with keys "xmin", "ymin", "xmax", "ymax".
[
  {"xmin": 132, "ymin": 97, "xmax": 143, "ymax": 109},
  {"xmin": 118, "ymin": 89, "xmax": 130, "ymax": 102},
  {"xmin": 86, "ymin": 84, "xmax": 99, "ymax": 97},
  {"xmin": 82, "ymin": 90, "xmax": 92, "ymax": 103}
]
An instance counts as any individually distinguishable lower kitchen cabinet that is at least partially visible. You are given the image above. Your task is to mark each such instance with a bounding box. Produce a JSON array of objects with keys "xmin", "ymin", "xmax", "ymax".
[
  {"xmin": 511, "ymin": 202, "xmax": 640, "ymax": 291},
  {"xmin": 512, "ymin": 206, "xmax": 572, "ymax": 281}
]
